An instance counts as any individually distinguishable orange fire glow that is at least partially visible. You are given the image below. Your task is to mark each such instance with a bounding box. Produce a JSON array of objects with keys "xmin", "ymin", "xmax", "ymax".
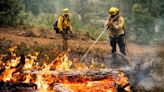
[
  {"xmin": 0, "ymin": 47, "xmax": 131, "ymax": 92},
  {"xmin": 0, "ymin": 68, "xmax": 16, "ymax": 82}
]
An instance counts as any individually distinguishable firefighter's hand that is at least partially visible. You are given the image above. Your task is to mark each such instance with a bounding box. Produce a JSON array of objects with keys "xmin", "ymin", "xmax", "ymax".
[
  {"xmin": 113, "ymin": 25, "xmax": 119, "ymax": 29},
  {"xmin": 59, "ymin": 30, "xmax": 63, "ymax": 33},
  {"xmin": 108, "ymin": 21, "xmax": 113, "ymax": 25},
  {"xmin": 106, "ymin": 26, "xmax": 110, "ymax": 29},
  {"xmin": 107, "ymin": 20, "xmax": 113, "ymax": 26}
]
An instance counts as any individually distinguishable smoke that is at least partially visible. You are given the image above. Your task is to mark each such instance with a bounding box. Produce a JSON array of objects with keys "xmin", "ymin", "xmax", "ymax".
[
  {"xmin": 132, "ymin": 53, "xmax": 157, "ymax": 91},
  {"xmin": 134, "ymin": 52, "xmax": 163, "ymax": 91},
  {"xmin": 153, "ymin": 18, "xmax": 164, "ymax": 42},
  {"xmin": 138, "ymin": 78, "xmax": 155, "ymax": 90},
  {"xmin": 103, "ymin": 43, "xmax": 164, "ymax": 91},
  {"xmin": 135, "ymin": 56, "xmax": 164, "ymax": 91}
]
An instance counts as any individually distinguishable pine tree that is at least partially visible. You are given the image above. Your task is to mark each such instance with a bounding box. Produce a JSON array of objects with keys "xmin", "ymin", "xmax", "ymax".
[{"xmin": 0, "ymin": 0, "xmax": 23, "ymax": 25}]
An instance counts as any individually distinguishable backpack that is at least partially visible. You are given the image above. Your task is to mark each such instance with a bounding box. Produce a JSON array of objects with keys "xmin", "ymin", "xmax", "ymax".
[{"xmin": 53, "ymin": 16, "xmax": 65, "ymax": 33}]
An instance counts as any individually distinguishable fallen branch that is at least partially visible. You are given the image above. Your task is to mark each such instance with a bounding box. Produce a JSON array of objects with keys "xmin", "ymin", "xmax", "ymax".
[
  {"xmin": 0, "ymin": 82, "xmax": 37, "ymax": 90},
  {"xmin": 23, "ymin": 69, "xmax": 120, "ymax": 82}
]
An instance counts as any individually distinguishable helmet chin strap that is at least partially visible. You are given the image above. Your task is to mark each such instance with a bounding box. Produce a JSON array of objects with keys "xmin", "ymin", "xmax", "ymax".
[
  {"xmin": 111, "ymin": 12, "xmax": 119, "ymax": 18},
  {"xmin": 111, "ymin": 14, "xmax": 117, "ymax": 18}
]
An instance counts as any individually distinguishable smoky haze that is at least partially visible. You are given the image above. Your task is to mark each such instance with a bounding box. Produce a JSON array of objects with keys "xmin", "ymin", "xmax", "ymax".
[
  {"xmin": 22, "ymin": 0, "xmax": 164, "ymax": 43},
  {"xmin": 22, "ymin": 0, "xmax": 164, "ymax": 91},
  {"xmin": 0, "ymin": 0, "xmax": 163, "ymax": 91}
]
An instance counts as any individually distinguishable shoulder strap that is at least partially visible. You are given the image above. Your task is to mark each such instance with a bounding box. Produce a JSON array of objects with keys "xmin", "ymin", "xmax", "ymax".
[
  {"xmin": 61, "ymin": 15, "xmax": 65, "ymax": 23},
  {"xmin": 113, "ymin": 15, "xmax": 120, "ymax": 21},
  {"xmin": 109, "ymin": 14, "xmax": 120, "ymax": 22},
  {"xmin": 58, "ymin": 15, "xmax": 65, "ymax": 23}
]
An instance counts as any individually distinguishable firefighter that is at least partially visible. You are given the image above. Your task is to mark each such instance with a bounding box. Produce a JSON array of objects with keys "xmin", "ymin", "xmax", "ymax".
[
  {"xmin": 57, "ymin": 8, "xmax": 72, "ymax": 50},
  {"xmin": 58, "ymin": 8, "xmax": 72, "ymax": 34},
  {"xmin": 106, "ymin": 7, "xmax": 126, "ymax": 59}
]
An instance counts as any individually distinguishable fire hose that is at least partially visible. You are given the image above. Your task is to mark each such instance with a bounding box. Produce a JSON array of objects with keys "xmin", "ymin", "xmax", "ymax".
[
  {"xmin": 80, "ymin": 27, "xmax": 109, "ymax": 62},
  {"xmin": 124, "ymin": 29, "xmax": 133, "ymax": 66}
]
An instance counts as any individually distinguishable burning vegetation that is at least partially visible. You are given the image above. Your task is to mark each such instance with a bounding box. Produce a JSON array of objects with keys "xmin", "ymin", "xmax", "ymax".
[{"xmin": 0, "ymin": 47, "xmax": 131, "ymax": 92}]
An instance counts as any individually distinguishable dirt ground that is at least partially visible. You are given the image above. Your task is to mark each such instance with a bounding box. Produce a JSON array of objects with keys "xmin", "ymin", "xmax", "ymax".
[{"xmin": 0, "ymin": 26, "xmax": 163, "ymax": 55}]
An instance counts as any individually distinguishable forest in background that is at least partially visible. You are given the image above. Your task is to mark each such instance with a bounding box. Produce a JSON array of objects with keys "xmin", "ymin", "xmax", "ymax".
[
  {"xmin": 0, "ymin": 0, "xmax": 164, "ymax": 44},
  {"xmin": 0, "ymin": 1, "xmax": 164, "ymax": 91}
]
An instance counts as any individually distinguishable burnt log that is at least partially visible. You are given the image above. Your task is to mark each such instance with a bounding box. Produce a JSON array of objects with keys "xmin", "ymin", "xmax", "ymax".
[
  {"xmin": 54, "ymin": 83, "xmax": 73, "ymax": 92},
  {"xmin": 0, "ymin": 82, "xmax": 37, "ymax": 90},
  {"xmin": 57, "ymin": 69, "xmax": 120, "ymax": 82},
  {"xmin": 0, "ymin": 68, "xmax": 5, "ymax": 75},
  {"xmin": 23, "ymin": 69, "xmax": 120, "ymax": 83}
]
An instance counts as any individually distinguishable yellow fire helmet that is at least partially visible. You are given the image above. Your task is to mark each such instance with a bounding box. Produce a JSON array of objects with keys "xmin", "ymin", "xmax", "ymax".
[
  {"xmin": 63, "ymin": 8, "xmax": 70, "ymax": 14},
  {"xmin": 109, "ymin": 7, "xmax": 119, "ymax": 15}
]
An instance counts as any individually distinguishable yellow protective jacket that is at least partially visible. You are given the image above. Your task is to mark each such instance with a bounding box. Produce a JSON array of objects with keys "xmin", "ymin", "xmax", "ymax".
[
  {"xmin": 57, "ymin": 15, "xmax": 72, "ymax": 32},
  {"xmin": 106, "ymin": 15, "xmax": 125, "ymax": 36}
]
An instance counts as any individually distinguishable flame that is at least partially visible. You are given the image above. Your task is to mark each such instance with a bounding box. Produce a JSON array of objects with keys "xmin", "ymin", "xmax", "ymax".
[
  {"xmin": 0, "ymin": 48, "xmax": 131, "ymax": 92},
  {"xmin": 35, "ymin": 73, "xmax": 50, "ymax": 92},
  {"xmin": 51, "ymin": 53, "xmax": 72, "ymax": 71},
  {"xmin": 117, "ymin": 72, "xmax": 131, "ymax": 92},
  {"xmin": 24, "ymin": 74, "xmax": 31, "ymax": 83},
  {"xmin": 56, "ymin": 53, "xmax": 72, "ymax": 71},
  {"xmin": 35, "ymin": 73, "xmax": 42, "ymax": 89},
  {"xmin": 23, "ymin": 58, "xmax": 34, "ymax": 70},
  {"xmin": 23, "ymin": 52, "xmax": 39, "ymax": 70},
  {"xmin": 10, "ymin": 57, "xmax": 20, "ymax": 67},
  {"xmin": 0, "ymin": 68, "xmax": 16, "ymax": 82},
  {"xmin": 40, "ymin": 81, "xmax": 49, "ymax": 92},
  {"xmin": 60, "ymin": 78, "xmax": 117, "ymax": 92},
  {"xmin": 9, "ymin": 46, "xmax": 17, "ymax": 57}
]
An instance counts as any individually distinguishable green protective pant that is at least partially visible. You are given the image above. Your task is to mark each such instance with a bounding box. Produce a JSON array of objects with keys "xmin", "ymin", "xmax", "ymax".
[
  {"xmin": 62, "ymin": 29, "xmax": 68, "ymax": 50},
  {"xmin": 109, "ymin": 35, "xmax": 126, "ymax": 57}
]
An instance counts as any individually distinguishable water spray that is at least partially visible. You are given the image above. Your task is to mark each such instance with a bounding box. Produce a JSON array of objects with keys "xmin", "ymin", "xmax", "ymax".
[{"xmin": 80, "ymin": 27, "xmax": 109, "ymax": 62}]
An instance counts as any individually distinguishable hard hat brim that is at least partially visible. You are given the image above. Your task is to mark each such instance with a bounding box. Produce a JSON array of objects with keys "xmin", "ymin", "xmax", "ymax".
[{"xmin": 63, "ymin": 12, "xmax": 70, "ymax": 15}]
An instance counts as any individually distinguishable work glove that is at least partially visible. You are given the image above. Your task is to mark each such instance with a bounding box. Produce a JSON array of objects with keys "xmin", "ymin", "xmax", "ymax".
[
  {"xmin": 106, "ymin": 26, "xmax": 110, "ymax": 29},
  {"xmin": 61, "ymin": 30, "xmax": 67, "ymax": 34},
  {"xmin": 113, "ymin": 25, "xmax": 119, "ymax": 30},
  {"xmin": 59, "ymin": 30, "xmax": 63, "ymax": 33},
  {"xmin": 108, "ymin": 21, "xmax": 113, "ymax": 26}
]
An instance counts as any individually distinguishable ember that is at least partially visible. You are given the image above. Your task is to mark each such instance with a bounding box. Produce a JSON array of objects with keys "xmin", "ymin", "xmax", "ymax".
[{"xmin": 0, "ymin": 47, "xmax": 131, "ymax": 92}]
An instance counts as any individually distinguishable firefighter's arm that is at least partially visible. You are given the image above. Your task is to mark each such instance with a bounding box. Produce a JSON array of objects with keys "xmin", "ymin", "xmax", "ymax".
[
  {"xmin": 105, "ymin": 18, "xmax": 113, "ymax": 27},
  {"xmin": 57, "ymin": 16, "xmax": 63, "ymax": 32},
  {"xmin": 114, "ymin": 16, "xmax": 124, "ymax": 30}
]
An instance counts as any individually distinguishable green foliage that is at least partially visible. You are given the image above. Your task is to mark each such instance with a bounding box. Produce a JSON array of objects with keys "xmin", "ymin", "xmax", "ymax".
[
  {"xmin": 0, "ymin": 39, "xmax": 12, "ymax": 54},
  {"xmin": 23, "ymin": 0, "xmax": 56, "ymax": 15},
  {"xmin": 19, "ymin": 12, "xmax": 55, "ymax": 29},
  {"xmin": 0, "ymin": 0, "xmax": 24, "ymax": 25},
  {"xmin": 126, "ymin": 1, "xmax": 164, "ymax": 44},
  {"xmin": 0, "ymin": 0, "xmax": 164, "ymax": 44},
  {"xmin": 71, "ymin": 13, "xmax": 83, "ymax": 31},
  {"xmin": 132, "ymin": 4, "xmax": 142, "ymax": 14},
  {"xmin": 80, "ymin": 22, "xmax": 108, "ymax": 41},
  {"xmin": 74, "ymin": 0, "xmax": 93, "ymax": 24}
]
